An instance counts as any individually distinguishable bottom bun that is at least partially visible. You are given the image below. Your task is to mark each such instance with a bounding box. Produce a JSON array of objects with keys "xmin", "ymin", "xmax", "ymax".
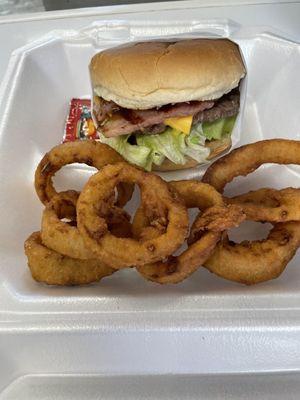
[{"xmin": 153, "ymin": 136, "xmax": 232, "ymax": 172}]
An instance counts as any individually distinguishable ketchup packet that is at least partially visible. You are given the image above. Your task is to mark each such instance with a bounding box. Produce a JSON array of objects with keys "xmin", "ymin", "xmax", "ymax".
[{"xmin": 63, "ymin": 98, "xmax": 98, "ymax": 142}]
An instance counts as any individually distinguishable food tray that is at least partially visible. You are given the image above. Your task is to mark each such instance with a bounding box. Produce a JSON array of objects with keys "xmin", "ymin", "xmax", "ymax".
[{"xmin": 0, "ymin": 17, "xmax": 300, "ymax": 386}]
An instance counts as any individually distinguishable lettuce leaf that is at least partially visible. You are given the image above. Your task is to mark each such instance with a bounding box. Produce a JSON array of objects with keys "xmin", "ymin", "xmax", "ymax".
[
  {"xmin": 98, "ymin": 115, "xmax": 236, "ymax": 170},
  {"xmin": 99, "ymin": 134, "xmax": 152, "ymax": 170},
  {"xmin": 202, "ymin": 115, "xmax": 237, "ymax": 140},
  {"xmin": 137, "ymin": 128, "xmax": 186, "ymax": 166},
  {"xmin": 222, "ymin": 115, "xmax": 237, "ymax": 135},
  {"xmin": 183, "ymin": 127, "xmax": 210, "ymax": 162}
]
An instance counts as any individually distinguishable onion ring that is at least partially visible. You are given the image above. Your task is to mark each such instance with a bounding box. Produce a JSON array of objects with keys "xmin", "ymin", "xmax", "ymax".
[
  {"xmin": 203, "ymin": 222, "xmax": 300, "ymax": 285},
  {"xmin": 134, "ymin": 180, "xmax": 245, "ymax": 284},
  {"xmin": 226, "ymin": 188, "xmax": 300, "ymax": 222},
  {"xmin": 188, "ymin": 203, "xmax": 247, "ymax": 243},
  {"xmin": 41, "ymin": 190, "xmax": 132, "ymax": 260},
  {"xmin": 202, "ymin": 139, "xmax": 300, "ymax": 192},
  {"xmin": 35, "ymin": 140, "xmax": 133, "ymax": 207},
  {"xmin": 24, "ymin": 232, "xmax": 115, "ymax": 286},
  {"xmin": 77, "ymin": 163, "xmax": 189, "ymax": 269}
]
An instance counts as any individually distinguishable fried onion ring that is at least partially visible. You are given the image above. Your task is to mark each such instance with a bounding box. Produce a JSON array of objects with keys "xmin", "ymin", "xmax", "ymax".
[
  {"xmin": 77, "ymin": 163, "xmax": 189, "ymax": 269},
  {"xmin": 134, "ymin": 180, "xmax": 245, "ymax": 284},
  {"xmin": 35, "ymin": 140, "xmax": 133, "ymax": 207},
  {"xmin": 24, "ymin": 232, "xmax": 115, "ymax": 286},
  {"xmin": 41, "ymin": 190, "xmax": 132, "ymax": 260},
  {"xmin": 188, "ymin": 203, "xmax": 247, "ymax": 243},
  {"xmin": 203, "ymin": 139, "xmax": 300, "ymax": 192},
  {"xmin": 226, "ymin": 188, "xmax": 300, "ymax": 222},
  {"xmin": 203, "ymin": 222, "xmax": 300, "ymax": 285}
]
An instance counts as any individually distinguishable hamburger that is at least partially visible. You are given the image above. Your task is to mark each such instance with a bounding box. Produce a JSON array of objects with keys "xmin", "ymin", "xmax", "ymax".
[{"xmin": 89, "ymin": 39, "xmax": 246, "ymax": 171}]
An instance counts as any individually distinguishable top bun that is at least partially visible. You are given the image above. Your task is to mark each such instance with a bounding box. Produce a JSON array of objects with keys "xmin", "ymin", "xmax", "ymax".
[{"xmin": 90, "ymin": 39, "xmax": 245, "ymax": 110}]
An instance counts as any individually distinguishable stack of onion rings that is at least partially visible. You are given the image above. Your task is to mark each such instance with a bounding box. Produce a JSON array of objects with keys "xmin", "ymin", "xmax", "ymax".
[{"xmin": 24, "ymin": 139, "xmax": 300, "ymax": 286}]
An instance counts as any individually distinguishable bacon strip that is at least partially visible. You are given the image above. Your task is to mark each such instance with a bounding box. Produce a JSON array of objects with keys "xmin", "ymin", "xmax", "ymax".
[
  {"xmin": 96, "ymin": 100, "xmax": 214, "ymax": 137},
  {"xmin": 94, "ymin": 89, "xmax": 240, "ymax": 138}
]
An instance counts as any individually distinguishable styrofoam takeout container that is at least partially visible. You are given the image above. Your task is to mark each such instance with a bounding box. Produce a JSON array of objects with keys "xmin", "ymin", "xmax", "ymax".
[{"xmin": 0, "ymin": 17, "xmax": 300, "ymax": 392}]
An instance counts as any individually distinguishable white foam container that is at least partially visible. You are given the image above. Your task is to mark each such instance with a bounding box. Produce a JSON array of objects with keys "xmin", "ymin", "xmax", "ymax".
[{"xmin": 0, "ymin": 11, "xmax": 300, "ymax": 398}]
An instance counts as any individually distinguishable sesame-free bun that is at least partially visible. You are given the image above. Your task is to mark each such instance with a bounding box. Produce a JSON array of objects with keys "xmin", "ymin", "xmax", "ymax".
[
  {"xmin": 153, "ymin": 135, "xmax": 232, "ymax": 171},
  {"xmin": 90, "ymin": 39, "xmax": 245, "ymax": 110}
]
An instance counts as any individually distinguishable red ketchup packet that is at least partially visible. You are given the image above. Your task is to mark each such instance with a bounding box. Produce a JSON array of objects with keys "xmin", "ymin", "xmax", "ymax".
[{"xmin": 63, "ymin": 98, "xmax": 98, "ymax": 142}]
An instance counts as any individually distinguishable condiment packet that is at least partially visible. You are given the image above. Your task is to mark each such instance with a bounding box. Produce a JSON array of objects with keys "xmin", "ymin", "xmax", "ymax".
[{"xmin": 63, "ymin": 98, "xmax": 98, "ymax": 142}]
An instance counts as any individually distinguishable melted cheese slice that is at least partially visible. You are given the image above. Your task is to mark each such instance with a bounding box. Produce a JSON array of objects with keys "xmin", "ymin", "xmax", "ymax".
[{"xmin": 164, "ymin": 115, "xmax": 193, "ymax": 135}]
